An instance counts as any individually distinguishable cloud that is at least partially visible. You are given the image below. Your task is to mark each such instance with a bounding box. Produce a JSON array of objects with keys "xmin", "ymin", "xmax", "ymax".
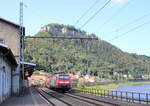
[{"xmin": 113, "ymin": 0, "xmax": 125, "ymax": 4}]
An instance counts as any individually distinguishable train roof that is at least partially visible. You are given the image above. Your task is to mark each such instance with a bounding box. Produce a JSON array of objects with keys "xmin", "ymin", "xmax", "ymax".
[{"xmin": 50, "ymin": 74, "xmax": 70, "ymax": 77}]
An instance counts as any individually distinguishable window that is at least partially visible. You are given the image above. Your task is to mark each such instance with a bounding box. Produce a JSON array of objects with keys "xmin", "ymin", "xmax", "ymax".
[
  {"xmin": 59, "ymin": 75, "xmax": 70, "ymax": 80},
  {"xmin": 0, "ymin": 40, "xmax": 4, "ymax": 44}
]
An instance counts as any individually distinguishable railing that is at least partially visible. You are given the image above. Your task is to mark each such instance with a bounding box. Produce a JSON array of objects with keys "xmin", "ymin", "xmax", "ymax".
[{"xmin": 76, "ymin": 88, "xmax": 150, "ymax": 105}]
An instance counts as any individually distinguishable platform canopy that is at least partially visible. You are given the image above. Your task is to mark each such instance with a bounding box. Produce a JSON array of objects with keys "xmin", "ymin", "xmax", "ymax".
[{"xmin": 20, "ymin": 61, "xmax": 36, "ymax": 79}]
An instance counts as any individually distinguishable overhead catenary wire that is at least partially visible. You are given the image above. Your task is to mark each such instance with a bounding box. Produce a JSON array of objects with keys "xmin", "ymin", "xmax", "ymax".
[
  {"xmin": 75, "ymin": 0, "xmax": 100, "ymax": 25},
  {"xmin": 98, "ymin": 0, "xmax": 134, "ymax": 30},
  {"xmin": 107, "ymin": 12, "xmax": 150, "ymax": 35},
  {"xmin": 80, "ymin": 0, "xmax": 112, "ymax": 29},
  {"xmin": 21, "ymin": 2, "xmax": 48, "ymax": 35},
  {"xmin": 110, "ymin": 20, "xmax": 150, "ymax": 41}
]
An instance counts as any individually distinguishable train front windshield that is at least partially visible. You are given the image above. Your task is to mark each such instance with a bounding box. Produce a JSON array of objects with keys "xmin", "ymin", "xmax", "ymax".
[{"xmin": 59, "ymin": 75, "xmax": 70, "ymax": 80}]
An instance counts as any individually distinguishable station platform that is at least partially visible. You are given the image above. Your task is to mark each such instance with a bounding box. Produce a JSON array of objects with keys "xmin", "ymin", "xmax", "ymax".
[{"xmin": 1, "ymin": 87, "xmax": 50, "ymax": 106}]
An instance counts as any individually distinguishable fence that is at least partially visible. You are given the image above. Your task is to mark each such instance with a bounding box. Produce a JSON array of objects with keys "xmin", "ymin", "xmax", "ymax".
[{"xmin": 76, "ymin": 88, "xmax": 150, "ymax": 105}]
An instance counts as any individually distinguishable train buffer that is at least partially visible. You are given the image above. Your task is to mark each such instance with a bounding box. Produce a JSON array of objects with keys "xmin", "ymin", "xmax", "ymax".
[{"xmin": 1, "ymin": 87, "xmax": 50, "ymax": 106}]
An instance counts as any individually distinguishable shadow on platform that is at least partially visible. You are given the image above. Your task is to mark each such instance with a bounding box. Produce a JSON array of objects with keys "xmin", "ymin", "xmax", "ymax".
[{"xmin": 1, "ymin": 87, "xmax": 49, "ymax": 106}]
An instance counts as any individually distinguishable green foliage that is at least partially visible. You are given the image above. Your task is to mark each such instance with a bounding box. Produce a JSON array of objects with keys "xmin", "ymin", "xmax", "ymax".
[
  {"xmin": 94, "ymin": 77, "xmax": 100, "ymax": 82},
  {"xmin": 25, "ymin": 24, "xmax": 150, "ymax": 80},
  {"xmin": 32, "ymin": 71, "xmax": 47, "ymax": 76},
  {"xmin": 77, "ymin": 82, "xmax": 86, "ymax": 89},
  {"xmin": 31, "ymin": 81, "xmax": 44, "ymax": 87}
]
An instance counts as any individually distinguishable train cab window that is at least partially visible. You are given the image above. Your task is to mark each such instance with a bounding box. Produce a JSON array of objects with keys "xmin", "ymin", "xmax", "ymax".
[
  {"xmin": 0, "ymin": 40, "xmax": 4, "ymax": 44},
  {"xmin": 59, "ymin": 75, "xmax": 69, "ymax": 80}
]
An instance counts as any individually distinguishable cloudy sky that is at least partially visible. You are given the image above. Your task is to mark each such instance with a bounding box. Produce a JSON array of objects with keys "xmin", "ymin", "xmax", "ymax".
[{"xmin": 0, "ymin": 0, "xmax": 150, "ymax": 56}]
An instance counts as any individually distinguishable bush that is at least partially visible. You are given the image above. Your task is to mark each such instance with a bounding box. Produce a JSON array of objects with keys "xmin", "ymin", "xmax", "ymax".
[
  {"xmin": 31, "ymin": 81, "xmax": 44, "ymax": 87},
  {"xmin": 94, "ymin": 77, "xmax": 100, "ymax": 82},
  {"xmin": 78, "ymin": 82, "xmax": 86, "ymax": 89}
]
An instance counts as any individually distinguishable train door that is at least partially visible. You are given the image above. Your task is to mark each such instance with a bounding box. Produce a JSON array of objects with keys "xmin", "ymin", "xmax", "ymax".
[{"xmin": 51, "ymin": 75, "xmax": 56, "ymax": 87}]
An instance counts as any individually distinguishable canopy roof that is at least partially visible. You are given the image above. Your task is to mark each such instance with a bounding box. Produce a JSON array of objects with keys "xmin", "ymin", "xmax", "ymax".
[
  {"xmin": 0, "ymin": 43, "xmax": 17, "ymax": 66},
  {"xmin": 21, "ymin": 61, "xmax": 36, "ymax": 78}
]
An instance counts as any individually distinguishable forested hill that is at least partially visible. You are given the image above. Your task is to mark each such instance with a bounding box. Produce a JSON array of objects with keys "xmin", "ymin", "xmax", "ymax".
[{"xmin": 25, "ymin": 24, "xmax": 150, "ymax": 80}]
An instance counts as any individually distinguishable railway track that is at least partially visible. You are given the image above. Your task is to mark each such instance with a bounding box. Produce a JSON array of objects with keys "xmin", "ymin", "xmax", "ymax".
[
  {"xmin": 36, "ymin": 88, "xmax": 55, "ymax": 106},
  {"xmin": 64, "ymin": 93, "xmax": 120, "ymax": 106},
  {"xmin": 38, "ymin": 88, "xmax": 119, "ymax": 106},
  {"xmin": 37, "ymin": 88, "xmax": 72, "ymax": 106}
]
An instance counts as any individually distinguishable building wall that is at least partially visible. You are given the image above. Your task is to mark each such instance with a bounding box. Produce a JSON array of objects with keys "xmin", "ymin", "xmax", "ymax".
[
  {"xmin": 0, "ymin": 20, "xmax": 20, "ymax": 58},
  {"xmin": 0, "ymin": 20, "xmax": 20, "ymax": 95},
  {"xmin": 12, "ymin": 66, "xmax": 20, "ymax": 95},
  {"xmin": 0, "ymin": 52, "xmax": 15, "ymax": 104}
]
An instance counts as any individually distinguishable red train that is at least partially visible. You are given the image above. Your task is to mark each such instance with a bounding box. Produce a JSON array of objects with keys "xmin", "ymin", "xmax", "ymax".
[{"xmin": 46, "ymin": 74, "xmax": 71, "ymax": 91}]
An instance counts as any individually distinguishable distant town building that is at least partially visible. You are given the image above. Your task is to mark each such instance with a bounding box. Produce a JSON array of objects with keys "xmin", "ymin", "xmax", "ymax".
[
  {"xmin": 28, "ymin": 76, "xmax": 46, "ymax": 87},
  {"xmin": 68, "ymin": 72, "xmax": 97, "ymax": 87}
]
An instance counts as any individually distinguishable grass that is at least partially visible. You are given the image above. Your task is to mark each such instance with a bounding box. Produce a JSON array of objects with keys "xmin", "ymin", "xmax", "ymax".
[
  {"xmin": 85, "ymin": 81, "xmax": 150, "ymax": 89},
  {"xmin": 74, "ymin": 81, "xmax": 150, "ymax": 93}
]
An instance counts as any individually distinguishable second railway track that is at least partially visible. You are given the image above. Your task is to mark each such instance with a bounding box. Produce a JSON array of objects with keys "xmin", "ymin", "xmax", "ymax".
[
  {"xmin": 64, "ymin": 92, "xmax": 119, "ymax": 106},
  {"xmin": 39, "ymin": 88, "xmax": 119, "ymax": 106}
]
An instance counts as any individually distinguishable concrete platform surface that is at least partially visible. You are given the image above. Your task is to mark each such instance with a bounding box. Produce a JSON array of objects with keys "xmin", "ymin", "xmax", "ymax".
[{"xmin": 1, "ymin": 87, "xmax": 50, "ymax": 106}]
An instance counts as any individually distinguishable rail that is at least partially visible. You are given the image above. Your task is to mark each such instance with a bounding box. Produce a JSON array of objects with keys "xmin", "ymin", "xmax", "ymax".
[{"xmin": 75, "ymin": 88, "xmax": 150, "ymax": 105}]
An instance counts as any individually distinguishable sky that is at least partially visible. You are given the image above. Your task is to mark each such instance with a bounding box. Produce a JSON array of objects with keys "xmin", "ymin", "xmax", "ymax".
[{"xmin": 0, "ymin": 0, "xmax": 150, "ymax": 56}]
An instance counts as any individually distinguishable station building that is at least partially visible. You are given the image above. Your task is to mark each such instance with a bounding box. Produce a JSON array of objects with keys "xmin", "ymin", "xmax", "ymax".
[
  {"xmin": 0, "ymin": 17, "xmax": 23, "ymax": 95},
  {"xmin": 0, "ymin": 18, "xmax": 36, "ymax": 104}
]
